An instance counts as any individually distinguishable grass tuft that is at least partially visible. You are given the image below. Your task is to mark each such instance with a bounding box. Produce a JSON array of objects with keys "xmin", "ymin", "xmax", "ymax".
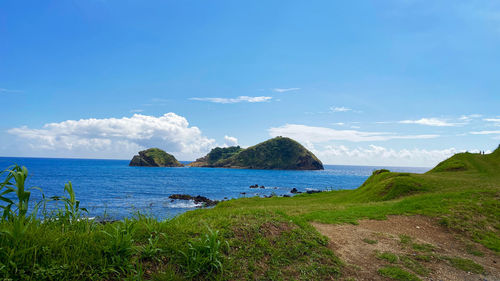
[
  {"xmin": 442, "ymin": 256, "xmax": 484, "ymax": 274},
  {"xmin": 378, "ymin": 265, "xmax": 421, "ymax": 281},
  {"xmin": 362, "ymin": 238, "xmax": 378, "ymax": 244},
  {"xmin": 375, "ymin": 251, "xmax": 398, "ymax": 263}
]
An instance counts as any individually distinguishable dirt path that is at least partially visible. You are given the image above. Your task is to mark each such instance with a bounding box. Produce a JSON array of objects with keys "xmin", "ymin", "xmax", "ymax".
[{"xmin": 312, "ymin": 215, "xmax": 500, "ymax": 281}]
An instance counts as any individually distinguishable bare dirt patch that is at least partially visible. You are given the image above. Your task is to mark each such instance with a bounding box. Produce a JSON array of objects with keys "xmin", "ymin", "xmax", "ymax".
[
  {"xmin": 259, "ymin": 221, "xmax": 294, "ymax": 237},
  {"xmin": 312, "ymin": 215, "xmax": 500, "ymax": 281}
]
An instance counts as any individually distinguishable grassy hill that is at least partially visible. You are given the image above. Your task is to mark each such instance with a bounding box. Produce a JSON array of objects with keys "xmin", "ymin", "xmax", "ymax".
[
  {"xmin": 429, "ymin": 145, "xmax": 500, "ymax": 174},
  {"xmin": 188, "ymin": 146, "xmax": 243, "ymax": 167},
  {"xmin": 0, "ymin": 146, "xmax": 498, "ymax": 280},
  {"xmin": 129, "ymin": 148, "xmax": 183, "ymax": 167},
  {"xmin": 189, "ymin": 137, "xmax": 324, "ymax": 170}
]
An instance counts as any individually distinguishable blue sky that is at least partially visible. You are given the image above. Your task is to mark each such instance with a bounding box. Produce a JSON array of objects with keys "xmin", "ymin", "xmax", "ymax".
[{"xmin": 1, "ymin": 0, "xmax": 499, "ymax": 166}]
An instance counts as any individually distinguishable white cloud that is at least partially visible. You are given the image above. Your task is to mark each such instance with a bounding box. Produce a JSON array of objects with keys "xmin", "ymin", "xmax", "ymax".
[
  {"xmin": 268, "ymin": 124, "xmax": 438, "ymax": 143},
  {"xmin": 307, "ymin": 144, "xmax": 459, "ymax": 167},
  {"xmin": 8, "ymin": 113, "xmax": 215, "ymax": 160},
  {"xmin": 399, "ymin": 118, "xmax": 458, "ymax": 127},
  {"xmin": 459, "ymin": 114, "xmax": 482, "ymax": 121},
  {"xmin": 470, "ymin": 130, "xmax": 500, "ymax": 135},
  {"xmin": 190, "ymin": 96, "xmax": 272, "ymax": 104},
  {"xmin": 484, "ymin": 118, "xmax": 500, "ymax": 126},
  {"xmin": 223, "ymin": 135, "xmax": 238, "ymax": 147},
  {"xmin": 330, "ymin": 106, "xmax": 352, "ymax": 112},
  {"xmin": 130, "ymin": 109, "xmax": 144, "ymax": 113},
  {"xmin": 273, "ymin": 88, "xmax": 300, "ymax": 93}
]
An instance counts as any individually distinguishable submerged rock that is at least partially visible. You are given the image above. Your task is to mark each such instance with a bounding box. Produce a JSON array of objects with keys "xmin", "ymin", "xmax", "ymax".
[{"xmin": 306, "ymin": 190, "xmax": 322, "ymax": 194}]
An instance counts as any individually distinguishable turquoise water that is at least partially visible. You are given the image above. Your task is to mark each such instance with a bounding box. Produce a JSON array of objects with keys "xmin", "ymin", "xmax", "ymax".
[{"xmin": 0, "ymin": 157, "xmax": 429, "ymax": 220}]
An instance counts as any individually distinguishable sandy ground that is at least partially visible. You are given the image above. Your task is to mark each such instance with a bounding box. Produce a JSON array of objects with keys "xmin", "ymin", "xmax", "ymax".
[{"xmin": 312, "ymin": 215, "xmax": 500, "ymax": 281}]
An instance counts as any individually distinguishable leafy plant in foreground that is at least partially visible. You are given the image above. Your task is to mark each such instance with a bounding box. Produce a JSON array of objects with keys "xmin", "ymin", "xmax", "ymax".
[
  {"xmin": 0, "ymin": 165, "xmax": 43, "ymax": 249},
  {"xmin": 0, "ymin": 165, "xmax": 41, "ymax": 222},
  {"xmin": 0, "ymin": 165, "xmax": 43, "ymax": 278},
  {"xmin": 101, "ymin": 218, "xmax": 137, "ymax": 270},
  {"xmin": 48, "ymin": 181, "xmax": 88, "ymax": 222},
  {"xmin": 137, "ymin": 233, "xmax": 163, "ymax": 261},
  {"xmin": 179, "ymin": 226, "xmax": 229, "ymax": 279}
]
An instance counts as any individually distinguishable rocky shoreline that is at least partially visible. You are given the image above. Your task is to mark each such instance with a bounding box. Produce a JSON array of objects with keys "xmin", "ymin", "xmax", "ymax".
[
  {"xmin": 168, "ymin": 194, "xmax": 219, "ymax": 207},
  {"xmin": 168, "ymin": 186, "xmax": 324, "ymax": 209}
]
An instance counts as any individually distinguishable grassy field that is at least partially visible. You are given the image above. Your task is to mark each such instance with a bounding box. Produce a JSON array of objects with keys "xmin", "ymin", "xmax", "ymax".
[{"xmin": 0, "ymin": 147, "xmax": 498, "ymax": 280}]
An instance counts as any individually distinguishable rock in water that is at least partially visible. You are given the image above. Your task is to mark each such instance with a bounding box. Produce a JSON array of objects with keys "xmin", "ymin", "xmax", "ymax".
[
  {"xmin": 168, "ymin": 194, "xmax": 219, "ymax": 207},
  {"xmin": 188, "ymin": 137, "xmax": 324, "ymax": 170},
  {"xmin": 129, "ymin": 148, "xmax": 184, "ymax": 167}
]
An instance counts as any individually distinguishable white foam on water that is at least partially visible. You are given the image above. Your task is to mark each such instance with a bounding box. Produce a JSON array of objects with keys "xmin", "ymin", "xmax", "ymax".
[{"xmin": 168, "ymin": 200, "xmax": 202, "ymax": 208}]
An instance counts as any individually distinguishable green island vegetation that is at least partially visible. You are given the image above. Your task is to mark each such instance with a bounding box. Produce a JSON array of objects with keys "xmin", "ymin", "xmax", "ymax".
[
  {"xmin": 188, "ymin": 137, "xmax": 324, "ymax": 170},
  {"xmin": 189, "ymin": 146, "xmax": 243, "ymax": 167},
  {"xmin": 129, "ymin": 148, "xmax": 184, "ymax": 167},
  {"xmin": 0, "ymin": 146, "xmax": 499, "ymax": 280}
]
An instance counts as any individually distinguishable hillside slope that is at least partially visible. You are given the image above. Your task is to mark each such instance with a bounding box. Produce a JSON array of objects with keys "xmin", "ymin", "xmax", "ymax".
[
  {"xmin": 189, "ymin": 137, "xmax": 324, "ymax": 170},
  {"xmin": 429, "ymin": 145, "xmax": 500, "ymax": 174},
  {"xmin": 188, "ymin": 146, "xmax": 243, "ymax": 167}
]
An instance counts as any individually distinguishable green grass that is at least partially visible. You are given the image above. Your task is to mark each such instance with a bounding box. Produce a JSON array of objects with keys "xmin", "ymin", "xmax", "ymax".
[
  {"xmin": 466, "ymin": 243, "xmax": 484, "ymax": 257},
  {"xmin": 1, "ymin": 145, "xmax": 499, "ymax": 279},
  {"xmin": 411, "ymin": 242, "xmax": 435, "ymax": 253},
  {"xmin": 376, "ymin": 251, "xmax": 399, "ymax": 263},
  {"xmin": 0, "ymin": 166, "xmax": 342, "ymax": 280},
  {"xmin": 399, "ymin": 234, "xmax": 412, "ymax": 245},
  {"xmin": 378, "ymin": 265, "xmax": 421, "ymax": 281},
  {"xmin": 442, "ymin": 256, "xmax": 484, "ymax": 274},
  {"xmin": 399, "ymin": 255, "xmax": 429, "ymax": 276},
  {"xmin": 362, "ymin": 238, "xmax": 377, "ymax": 244}
]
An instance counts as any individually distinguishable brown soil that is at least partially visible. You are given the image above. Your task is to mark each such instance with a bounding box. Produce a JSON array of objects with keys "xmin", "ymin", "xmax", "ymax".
[
  {"xmin": 312, "ymin": 215, "xmax": 500, "ymax": 281},
  {"xmin": 259, "ymin": 221, "xmax": 294, "ymax": 237}
]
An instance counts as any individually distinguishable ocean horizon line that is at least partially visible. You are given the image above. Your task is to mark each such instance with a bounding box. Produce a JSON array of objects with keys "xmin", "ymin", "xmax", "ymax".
[{"xmin": 0, "ymin": 155, "xmax": 431, "ymax": 169}]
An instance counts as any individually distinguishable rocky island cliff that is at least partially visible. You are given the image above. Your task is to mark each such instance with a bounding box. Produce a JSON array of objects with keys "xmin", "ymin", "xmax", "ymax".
[
  {"xmin": 188, "ymin": 137, "xmax": 323, "ymax": 170},
  {"xmin": 129, "ymin": 148, "xmax": 184, "ymax": 167}
]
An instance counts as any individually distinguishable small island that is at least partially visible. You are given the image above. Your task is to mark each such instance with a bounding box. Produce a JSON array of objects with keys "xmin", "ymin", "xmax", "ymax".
[
  {"xmin": 129, "ymin": 148, "xmax": 184, "ymax": 167},
  {"xmin": 188, "ymin": 136, "xmax": 324, "ymax": 170}
]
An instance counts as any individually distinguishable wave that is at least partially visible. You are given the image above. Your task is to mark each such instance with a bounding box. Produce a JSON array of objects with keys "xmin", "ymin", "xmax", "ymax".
[{"xmin": 168, "ymin": 200, "xmax": 202, "ymax": 209}]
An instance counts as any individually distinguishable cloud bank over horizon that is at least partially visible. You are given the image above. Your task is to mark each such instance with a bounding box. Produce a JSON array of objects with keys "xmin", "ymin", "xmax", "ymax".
[
  {"xmin": 5, "ymin": 113, "xmax": 494, "ymax": 167},
  {"xmin": 8, "ymin": 113, "xmax": 216, "ymax": 160},
  {"xmin": 304, "ymin": 144, "xmax": 467, "ymax": 167},
  {"xmin": 268, "ymin": 124, "xmax": 438, "ymax": 142},
  {"xmin": 267, "ymin": 123, "xmax": 462, "ymax": 166}
]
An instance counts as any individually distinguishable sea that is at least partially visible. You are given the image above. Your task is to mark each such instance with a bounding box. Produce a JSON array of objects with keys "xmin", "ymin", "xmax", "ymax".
[{"xmin": 0, "ymin": 157, "xmax": 429, "ymax": 220}]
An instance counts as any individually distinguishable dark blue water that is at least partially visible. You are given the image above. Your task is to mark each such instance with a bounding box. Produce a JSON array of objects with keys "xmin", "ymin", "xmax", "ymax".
[{"xmin": 0, "ymin": 157, "xmax": 429, "ymax": 220}]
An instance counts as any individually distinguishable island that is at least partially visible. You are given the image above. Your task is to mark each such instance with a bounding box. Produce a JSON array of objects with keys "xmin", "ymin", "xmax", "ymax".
[
  {"xmin": 188, "ymin": 136, "xmax": 324, "ymax": 170},
  {"xmin": 129, "ymin": 148, "xmax": 184, "ymax": 167}
]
